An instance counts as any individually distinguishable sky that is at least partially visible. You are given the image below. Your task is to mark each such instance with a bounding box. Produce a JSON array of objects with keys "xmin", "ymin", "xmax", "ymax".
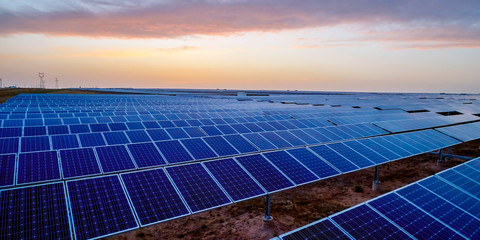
[{"xmin": 0, "ymin": 0, "xmax": 479, "ymax": 93}]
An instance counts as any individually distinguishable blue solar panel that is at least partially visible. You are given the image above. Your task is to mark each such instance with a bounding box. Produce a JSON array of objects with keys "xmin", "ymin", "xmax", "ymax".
[
  {"xmin": 18, "ymin": 151, "xmax": 60, "ymax": 184},
  {"xmin": 203, "ymin": 136, "xmax": 239, "ymax": 156},
  {"xmin": 121, "ymin": 168, "xmax": 190, "ymax": 226},
  {"xmin": 369, "ymin": 193, "xmax": 461, "ymax": 239},
  {"xmin": 201, "ymin": 126, "xmax": 223, "ymax": 136},
  {"xmin": 166, "ymin": 128, "xmax": 190, "ymax": 139},
  {"xmin": 243, "ymin": 123, "xmax": 263, "ymax": 132},
  {"xmin": 327, "ymin": 143, "xmax": 375, "ymax": 168},
  {"xmin": 397, "ymin": 183, "xmax": 480, "ymax": 239},
  {"xmin": 173, "ymin": 120, "xmax": 190, "ymax": 127},
  {"xmin": 104, "ymin": 131, "xmax": 130, "ymax": 145},
  {"xmin": 343, "ymin": 140, "xmax": 389, "ymax": 164},
  {"xmin": 60, "ymin": 148, "xmax": 101, "ymax": 178},
  {"xmin": 304, "ymin": 128, "xmax": 331, "ymax": 143},
  {"xmin": 243, "ymin": 133, "xmax": 276, "ymax": 150},
  {"xmin": 126, "ymin": 122, "xmax": 144, "ymax": 130},
  {"xmin": 109, "ymin": 122, "xmax": 127, "ymax": 131},
  {"xmin": 67, "ymin": 176, "xmax": 138, "ymax": 240},
  {"xmin": 0, "ymin": 127, "xmax": 22, "ymax": 138},
  {"xmin": 69, "ymin": 124, "xmax": 90, "ymax": 134},
  {"xmin": 383, "ymin": 135, "xmax": 423, "ymax": 155},
  {"xmin": 236, "ymin": 154, "xmax": 294, "ymax": 192},
  {"xmin": 260, "ymin": 132, "xmax": 292, "ymax": 148},
  {"xmin": 268, "ymin": 121, "xmax": 288, "ymax": 130},
  {"xmin": 203, "ymin": 158, "xmax": 266, "ymax": 201},
  {"xmin": 289, "ymin": 129, "xmax": 318, "ymax": 145},
  {"xmin": 331, "ymin": 204, "xmax": 410, "ymax": 239},
  {"xmin": 230, "ymin": 124, "xmax": 252, "ymax": 133},
  {"xmin": 0, "ymin": 182, "xmax": 71, "ymax": 240},
  {"xmin": 181, "ymin": 138, "xmax": 217, "ymax": 160},
  {"xmin": 96, "ymin": 145, "xmax": 136, "ymax": 173},
  {"xmin": 156, "ymin": 140, "xmax": 193, "ymax": 164},
  {"xmin": 126, "ymin": 130, "xmax": 151, "ymax": 143},
  {"xmin": 143, "ymin": 121, "xmax": 160, "ymax": 129},
  {"xmin": 48, "ymin": 125, "xmax": 69, "ymax": 135},
  {"xmin": 78, "ymin": 133, "xmax": 106, "ymax": 147},
  {"xmin": 21, "ymin": 136, "xmax": 50, "ymax": 152},
  {"xmin": 90, "ymin": 123, "xmax": 110, "ymax": 132},
  {"xmin": 0, "ymin": 154, "xmax": 15, "ymax": 187},
  {"xmin": 216, "ymin": 125, "xmax": 237, "ymax": 134},
  {"xmin": 280, "ymin": 218, "xmax": 351, "ymax": 240},
  {"xmin": 183, "ymin": 127, "xmax": 207, "ymax": 138},
  {"xmin": 438, "ymin": 168, "xmax": 480, "ymax": 193},
  {"xmin": 0, "ymin": 137, "xmax": 19, "ymax": 154},
  {"xmin": 357, "ymin": 138, "xmax": 401, "ymax": 161},
  {"xmin": 24, "ymin": 126, "xmax": 47, "ymax": 136},
  {"xmin": 287, "ymin": 148, "xmax": 340, "ymax": 179},
  {"xmin": 273, "ymin": 131, "xmax": 306, "ymax": 146},
  {"xmin": 127, "ymin": 142, "xmax": 166, "ymax": 168},
  {"xmin": 223, "ymin": 134, "xmax": 258, "ymax": 153},
  {"xmin": 372, "ymin": 137, "xmax": 412, "ymax": 157},
  {"xmin": 158, "ymin": 120, "xmax": 175, "ymax": 128},
  {"xmin": 166, "ymin": 163, "xmax": 232, "ymax": 213},
  {"xmin": 52, "ymin": 134, "xmax": 79, "ymax": 150},
  {"xmin": 309, "ymin": 145, "xmax": 358, "ymax": 173},
  {"xmin": 147, "ymin": 129, "xmax": 172, "ymax": 141},
  {"xmin": 263, "ymin": 151, "xmax": 318, "ymax": 185}
]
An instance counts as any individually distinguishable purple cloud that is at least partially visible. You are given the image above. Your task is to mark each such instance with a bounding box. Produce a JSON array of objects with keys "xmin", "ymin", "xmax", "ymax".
[{"xmin": 0, "ymin": 0, "xmax": 479, "ymax": 47}]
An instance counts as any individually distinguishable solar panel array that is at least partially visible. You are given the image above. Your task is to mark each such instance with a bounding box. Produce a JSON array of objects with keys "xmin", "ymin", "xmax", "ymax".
[
  {"xmin": 0, "ymin": 92, "xmax": 478, "ymax": 239},
  {"xmin": 278, "ymin": 156, "xmax": 480, "ymax": 240}
]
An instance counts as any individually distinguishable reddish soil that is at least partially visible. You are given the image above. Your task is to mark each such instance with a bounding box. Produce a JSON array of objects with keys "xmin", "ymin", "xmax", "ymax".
[{"xmin": 108, "ymin": 140, "xmax": 479, "ymax": 240}]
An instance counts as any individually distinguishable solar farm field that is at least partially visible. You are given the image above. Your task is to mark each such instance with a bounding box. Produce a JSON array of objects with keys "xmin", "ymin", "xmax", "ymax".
[{"xmin": 0, "ymin": 88, "xmax": 479, "ymax": 240}]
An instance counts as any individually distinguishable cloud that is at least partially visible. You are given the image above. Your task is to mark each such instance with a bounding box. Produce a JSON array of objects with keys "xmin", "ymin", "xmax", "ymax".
[{"xmin": 0, "ymin": 0, "xmax": 479, "ymax": 48}]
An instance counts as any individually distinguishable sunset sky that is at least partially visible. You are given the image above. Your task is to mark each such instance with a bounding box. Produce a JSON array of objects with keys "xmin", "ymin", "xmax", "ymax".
[{"xmin": 0, "ymin": 1, "xmax": 479, "ymax": 93}]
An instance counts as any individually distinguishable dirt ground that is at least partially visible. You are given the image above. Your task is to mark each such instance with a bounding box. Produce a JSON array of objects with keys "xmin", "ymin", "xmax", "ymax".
[{"xmin": 107, "ymin": 140, "xmax": 479, "ymax": 240}]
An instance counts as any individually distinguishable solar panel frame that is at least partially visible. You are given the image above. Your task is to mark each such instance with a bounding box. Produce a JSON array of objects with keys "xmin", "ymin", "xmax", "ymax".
[
  {"xmin": 17, "ymin": 151, "xmax": 61, "ymax": 184},
  {"xmin": 180, "ymin": 138, "xmax": 218, "ymax": 160},
  {"xmin": 127, "ymin": 142, "xmax": 166, "ymax": 168},
  {"xmin": 0, "ymin": 154, "xmax": 16, "ymax": 187},
  {"xmin": 60, "ymin": 147, "xmax": 102, "ymax": 179},
  {"xmin": 95, "ymin": 145, "xmax": 137, "ymax": 173}
]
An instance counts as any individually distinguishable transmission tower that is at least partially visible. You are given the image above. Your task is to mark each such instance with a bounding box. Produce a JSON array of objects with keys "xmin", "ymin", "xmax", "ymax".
[
  {"xmin": 0, "ymin": 78, "xmax": 2, "ymax": 88},
  {"xmin": 38, "ymin": 72, "xmax": 45, "ymax": 88},
  {"xmin": 55, "ymin": 78, "xmax": 58, "ymax": 88}
]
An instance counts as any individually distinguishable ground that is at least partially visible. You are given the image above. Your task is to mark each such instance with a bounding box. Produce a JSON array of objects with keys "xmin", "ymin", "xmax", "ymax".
[
  {"xmin": 108, "ymin": 141, "xmax": 479, "ymax": 240},
  {"xmin": 1, "ymin": 88, "xmax": 477, "ymax": 240}
]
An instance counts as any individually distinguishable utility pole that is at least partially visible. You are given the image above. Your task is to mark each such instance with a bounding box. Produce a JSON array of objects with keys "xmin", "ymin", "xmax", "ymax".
[
  {"xmin": 38, "ymin": 72, "xmax": 45, "ymax": 88},
  {"xmin": 55, "ymin": 78, "xmax": 58, "ymax": 88},
  {"xmin": 0, "ymin": 78, "xmax": 2, "ymax": 88}
]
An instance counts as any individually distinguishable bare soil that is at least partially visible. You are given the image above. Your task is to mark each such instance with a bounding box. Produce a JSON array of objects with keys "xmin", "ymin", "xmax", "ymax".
[{"xmin": 108, "ymin": 140, "xmax": 479, "ymax": 240}]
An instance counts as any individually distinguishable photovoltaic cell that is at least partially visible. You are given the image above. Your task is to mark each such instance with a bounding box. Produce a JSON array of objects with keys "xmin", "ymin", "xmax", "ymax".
[
  {"xmin": 263, "ymin": 151, "xmax": 318, "ymax": 185},
  {"xmin": 96, "ymin": 145, "xmax": 136, "ymax": 173},
  {"xmin": 203, "ymin": 158, "xmax": 265, "ymax": 201},
  {"xmin": 156, "ymin": 140, "xmax": 193, "ymax": 164},
  {"xmin": 67, "ymin": 176, "xmax": 138, "ymax": 240},
  {"xmin": 127, "ymin": 142, "xmax": 166, "ymax": 168},
  {"xmin": 243, "ymin": 133, "xmax": 276, "ymax": 150},
  {"xmin": 0, "ymin": 127, "xmax": 22, "ymax": 138},
  {"xmin": 52, "ymin": 135, "xmax": 79, "ymax": 150},
  {"xmin": 357, "ymin": 138, "xmax": 401, "ymax": 161},
  {"xmin": 121, "ymin": 168, "xmax": 190, "ymax": 226},
  {"xmin": 166, "ymin": 128, "xmax": 190, "ymax": 139},
  {"xmin": 104, "ymin": 131, "xmax": 130, "ymax": 145},
  {"xmin": 18, "ymin": 151, "xmax": 60, "ymax": 184},
  {"xmin": 223, "ymin": 134, "xmax": 258, "ymax": 153},
  {"xmin": 331, "ymin": 204, "xmax": 410, "ymax": 240},
  {"xmin": 21, "ymin": 136, "xmax": 50, "ymax": 152},
  {"xmin": 236, "ymin": 154, "xmax": 294, "ymax": 192},
  {"xmin": 181, "ymin": 138, "xmax": 217, "ymax": 160},
  {"xmin": 23, "ymin": 126, "xmax": 47, "ymax": 136},
  {"xmin": 309, "ymin": 145, "xmax": 358, "ymax": 173},
  {"xmin": 60, "ymin": 148, "xmax": 101, "ymax": 178},
  {"xmin": 342, "ymin": 140, "xmax": 389, "ymax": 164},
  {"xmin": 78, "ymin": 133, "xmax": 106, "ymax": 147},
  {"xmin": 203, "ymin": 136, "xmax": 239, "ymax": 156},
  {"xmin": 280, "ymin": 218, "xmax": 351, "ymax": 240},
  {"xmin": 201, "ymin": 126, "xmax": 223, "ymax": 136},
  {"xmin": 147, "ymin": 129, "xmax": 171, "ymax": 141},
  {"xmin": 166, "ymin": 163, "xmax": 232, "ymax": 212},
  {"xmin": 48, "ymin": 125, "xmax": 69, "ymax": 135},
  {"xmin": 327, "ymin": 143, "xmax": 375, "ymax": 168},
  {"xmin": 0, "ymin": 154, "xmax": 15, "ymax": 187},
  {"xmin": 184, "ymin": 127, "xmax": 207, "ymax": 138},
  {"xmin": 369, "ymin": 193, "xmax": 461, "ymax": 239},
  {"xmin": 260, "ymin": 132, "xmax": 292, "ymax": 148},
  {"xmin": 0, "ymin": 138, "xmax": 19, "ymax": 154},
  {"xmin": 287, "ymin": 148, "xmax": 339, "ymax": 179},
  {"xmin": 126, "ymin": 130, "xmax": 151, "ymax": 143},
  {"xmin": 0, "ymin": 183, "xmax": 71, "ymax": 240}
]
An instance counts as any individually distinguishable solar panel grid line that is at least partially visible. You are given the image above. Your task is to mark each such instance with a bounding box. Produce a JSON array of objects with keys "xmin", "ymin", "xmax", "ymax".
[{"xmin": 200, "ymin": 161, "xmax": 236, "ymax": 203}]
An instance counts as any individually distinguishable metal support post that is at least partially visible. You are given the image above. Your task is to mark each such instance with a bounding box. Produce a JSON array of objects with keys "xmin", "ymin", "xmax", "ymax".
[
  {"xmin": 438, "ymin": 148, "xmax": 444, "ymax": 164},
  {"xmin": 372, "ymin": 166, "xmax": 380, "ymax": 191},
  {"xmin": 263, "ymin": 194, "xmax": 273, "ymax": 221}
]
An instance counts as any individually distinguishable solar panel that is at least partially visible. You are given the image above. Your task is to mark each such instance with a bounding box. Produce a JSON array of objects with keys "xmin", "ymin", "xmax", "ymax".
[
  {"xmin": 166, "ymin": 163, "xmax": 232, "ymax": 212},
  {"xmin": 147, "ymin": 129, "xmax": 172, "ymax": 141},
  {"xmin": 125, "ymin": 130, "xmax": 151, "ymax": 143},
  {"xmin": 67, "ymin": 176, "xmax": 138, "ymax": 240},
  {"xmin": 327, "ymin": 143, "xmax": 375, "ymax": 168},
  {"xmin": 60, "ymin": 148, "xmax": 101, "ymax": 178},
  {"xmin": 90, "ymin": 123, "xmax": 110, "ymax": 132},
  {"xmin": 303, "ymin": 128, "xmax": 331, "ymax": 143},
  {"xmin": 201, "ymin": 126, "xmax": 223, "ymax": 136},
  {"xmin": 109, "ymin": 122, "xmax": 127, "ymax": 131},
  {"xmin": 52, "ymin": 134, "xmax": 80, "ymax": 150},
  {"xmin": 202, "ymin": 136, "xmax": 238, "ymax": 156},
  {"xmin": 260, "ymin": 132, "xmax": 292, "ymax": 148},
  {"xmin": 289, "ymin": 129, "xmax": 318, "ymax": 145},
  {"xmin": 372, "ymin": 137, "xmax": 413, "ymax": 157},
  {"xmin": 263, "ymin": 151, "xmax": 318, "ymax": 185},
  {"xmin": 223, "ymin": 134, "xmax": 258, "ymax": 153},
  {"xmin": 342, "ymin": 140, "xmax": 389, "ymax": 164},
  {"xmin": 166, "ymin": 127, "xmax": 190, "ymax": 139},
  {"xmin": 243, "ymin": 133, "xmax": 276, "ymax": 150},
  {"xmin": 120, "ymin": 168, "xmax": 190, "ymax": 226},
  {"xmin": 17, "ymin": 151, "xmax": 60, "ymax": 184},
  {"xmin": 48, "ymin": 125, "xmax": 69, "ymax": 135},
  {"xmin": 21, "ymin": 136, "xmax": 50, "ymax": 152},
  {"xmin": 331, "ymin": 204, "xmax": 410, "ymax": 239},
  {"xmin": 368, "ymin": 193, "xmax": 462, "ymax": 239},
  {"xmin": 0, "ymin": 182, "xmax": 71, "ymax": 240},
  {"xmin": 69, "ymin": 124, "xmax": 90, "ymax": 134},
  {"xmin": 0, "ymin": 154, "xmax": 15, "ymax": 187},
  {"xmin": 156, "ymin": 140, "xmax": 193, "ymax": 164},
  {"xmin": 103, "ymin": 131, "xmax": 130, "ymax": 145},
  {"xmin": 286, "ymin": 148, "xmax": 340, "ymax": 179},
  {"xmin": 24, "ymin": 126, "xmax": 47, "ymax": 136},
  {"xmin": 181, "ymin": 138, "xmax": 217, "ymax": 160},
  {"xmin": 96, "ymin": 145, "xmax": 136, "ymax": 173},
  {"xmin": 236, "ymin": 154, "xmax": 294, "ymax": 192},
  {"xmin": 357, "ymin": 138, "xmax": 401, "ymax": 161},
  {"xmin": 0, "ymin": 137, "xmax": 19, "ymax": 154},
  {"xmin": 203, "ymin": 158, "xmax": 266, "ymax": 201},
  {"xmin": 78, "ymin": 133, "xmax": 106, "ymax": 147},
  {"xmin": 127, "ymin": 142, "xmax": 166, "ymax": 168},
  {"xmin": 280, "ymin": 218, "xmax": 351, "ymax": 240},
  {"xmin": 309, "ymin": 145, "xmax": 358, "ymax": 173},
  {"xmin": 0, "ymin": 127, "xmax": 22, "ymax": 138}
]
